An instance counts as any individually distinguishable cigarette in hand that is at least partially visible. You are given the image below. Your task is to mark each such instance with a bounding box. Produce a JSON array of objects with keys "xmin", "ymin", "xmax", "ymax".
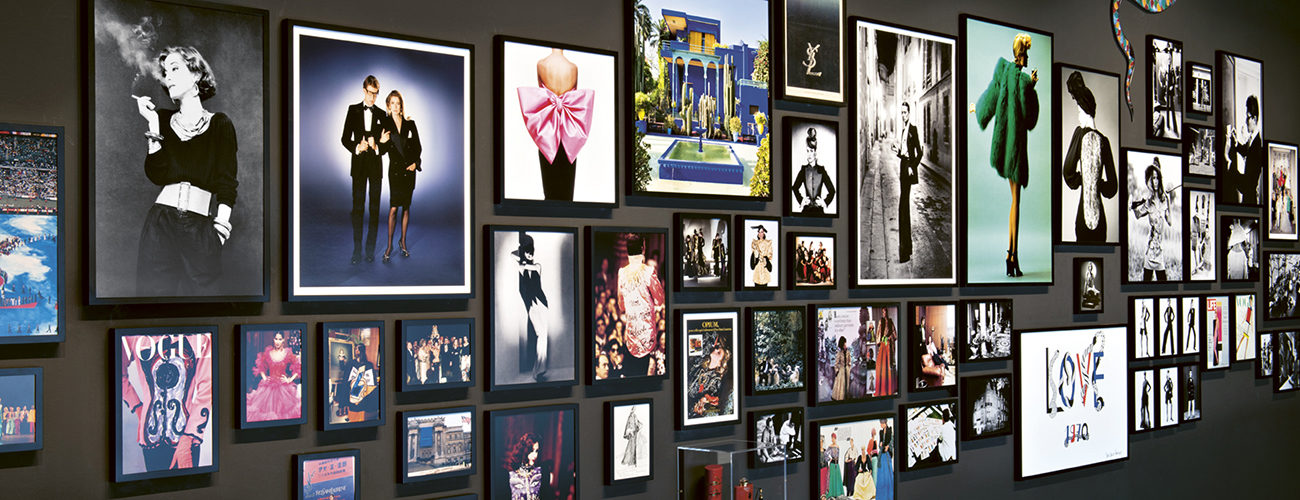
[{"xmin": 131, "ymin": 95, "xmax": 155, "ymax": 111}]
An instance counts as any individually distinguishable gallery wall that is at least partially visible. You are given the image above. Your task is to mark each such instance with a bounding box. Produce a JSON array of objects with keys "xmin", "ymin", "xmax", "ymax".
[{"xmin": 0, "ymin": 0, "xmax": 1298, "ymax": 498}]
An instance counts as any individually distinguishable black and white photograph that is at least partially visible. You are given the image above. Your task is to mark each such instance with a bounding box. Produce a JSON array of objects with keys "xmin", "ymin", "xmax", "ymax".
[
  {"xmin": 1131, "ymin": 297, "xmax": 1157, "ymax": 360},
  {"xmin": 1221, "ymin": 215, "xmax": 1260, "ymax": 283},
  {"xmin": 606, "ymin": 398, "xmax": 652, "ymax": 484},
  {"xmin": 960, "ymin": 373, "xmax": 1011, "ymax": 441},
  {"xmin": 487, "ymin": 226, "xmax": 577, "ymax": 390},
  {"xmin": 1130, "ymin": 367, "xmax": 1155, "ymax": 433},
  {"xmin": 1266, "ymin": 252, "xmax": 1300, "ymax": 320},
  {"xmin": 789, "ymin": 232, "xmax": 835, "ymax": 289},
  {"xmin": 1146, "ymin": 36, "xmax": 1182, "ymax": 141},
  {"xmin": 674, "ymin": 213, "xmax": 730, "ymax": 292},
  {"xmin": 92, "ymin": 0, "xmax": 268, "ymax": 303},
  {"xmin": 1267, "ymin": 141, "xmax": 1297, "ymax": 240},
  {"xmin": 1122, "ymin": 148, "xmax": 1184, "ymax": 283},
  {"xmin": 1276, "ymin": 331, "xmax": 1299, "ymax": 392},
  {"xmin": 1217, "ymin": 51, "xmax": 1265, "ymax": 208},
  {"xmin": 0, "ymin": 123, "xmax": 63, "ymax": 344},
  {"xmin": 784, "ymin": 117, "xmax": 839, "ymax": 217},
  {"xmin": 1205, "ymin": 295, "xmax": 1232, "ymax": 371},
  {"xmin": 1184, "ymin": 124, "xmax": 1216, "ymax": 177},
  {"xmin": 399, "ymin": 406, "xmax": 474, "ymax": 483},
  {"xmin": 1234, "ymin": 293, "xmax": 1257, "ymax": 362},
  {"xmin": 1181, "ymin": 295, "xmax": 1202, "ymax": 355},
  {"xmin": 678, "ymin": 309, "xmax": 739, "ymax": 428},
  {"xmin": 1179, "ymin": 363, "xmax": 1201, "ymax": 422},
  {"xmin": 1157, "ymin": 297, "xmax": 1180, "ymax": 357},
  {"xmin": 961, "ymin": 299, "xmax": 1012, "ymax": 362},
  {"xmin": 737, "ymin": 215, "xmax": 780, "ymax": 290},
  {"xmin": 589, "ymin": 228, "xmax": 668, "ymax": 384},
  {"xmin": 399, "ymin": 318, "xmax": 474, "ymax": 391},
  {"xmin": 1187, "ymin": 188, "xmax": 1216, "ymax": 282},
  {"xmin": 1157, "ymin": 366, "xmax": 1179, "ymax": 428},
  {"xmin": 911, "ymin": 302, "xmax": 957, "ymax": 392},
  {"xmin": 1258, "ymin": 331, "xmax": 1275, "ymax": 379},
  {"xmin": 853, "ymin": 18, "xmax": 957, "ymax": 287},
  {"xmin": 902, "ymin": 400, "xmax": 957, "ymax": 471},
  {"xmin": 1186, "ymin": 61, "xmax": 1212, "ymax": 115},
  {"xmin": 1056, "ymin": 65, "xmax": 1120, "ymax": 245},
  {"xmin": 496, "ymin": 36, "xmax": 617, "ymax": 206},
  {"xmin": 1074, "ymin": 258, "xmax": 1104, "ymax": 314},
  {"xmin": 749, "ymin": 407, "xmax": 805, "ymax": 467},
  {"xmin": 747, "ymin": 306, "xmax": 806, "ymax": 395},
  {"xmin": 288, "ymin": 22, "xmax": 473, "ymax": 300},
  {"xmin": 778, "ymin": 0, "xmax": 844, "ymax": 105}
]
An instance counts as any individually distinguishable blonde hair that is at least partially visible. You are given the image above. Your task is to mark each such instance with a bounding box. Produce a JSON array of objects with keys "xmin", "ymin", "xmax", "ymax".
[{"xmin": 1012, "ymin": 33, "xmax": 1033, "ymax": 60}]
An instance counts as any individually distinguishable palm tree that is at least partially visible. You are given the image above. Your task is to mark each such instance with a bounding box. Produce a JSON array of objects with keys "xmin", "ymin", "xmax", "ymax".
[{"xmin": 632, "ymin": 0, "xmax": 658, "ymax": 93}]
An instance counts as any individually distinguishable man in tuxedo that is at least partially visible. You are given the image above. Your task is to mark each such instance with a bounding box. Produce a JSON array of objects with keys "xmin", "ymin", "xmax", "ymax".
[
  {"xmin": 892, "ymin": 102, "xmax": 922, "ymax": 263},
  {"xmin": 340, "ymin": 75, "xmax": 387, "ymax": 264}
]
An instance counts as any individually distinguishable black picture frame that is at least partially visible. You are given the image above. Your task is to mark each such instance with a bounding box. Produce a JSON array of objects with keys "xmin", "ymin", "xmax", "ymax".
[
  {"xmin": 397, "ymin": 318, "xmax": 475, "ymax": 392},
  {"xmin": 1129, "ymin": 367, "xmax": 1156, "ymax": 434},
  {"xmin": 606, "ymin": 398, "xmax": 653, "ymax": 485},
  {"xmin": 900, "ymin": 399, "xmax": 958, "ymax": 471},
  {"xmin": 909, "ymin": 301, "xmax": 959, "ymax": 393},
  {"xmin": 0, "ymin": 367, "xmax": 43, "ymax": 453},
  {"xmin": 1130, "ymin": 297, "xmax": 1156, "ymax": 361},
  {"xmin": 1220, "ymin": 215, "xmax": 1261, "ymax": 283},
  {"xmin": 1146, "ymin": 35, "xmax": 1183, "ymax": 142},
  {"xmin": 775, "ymin": 0, "xmax": 845, "ymax": 106},
  {"xmin": 959, "ymin": 373, "xmax": 1012, "ymax": 441},
  {"xmin": 114, "ymin": 325, "xmax": 219, "ymax": 482},
  {"xmin": 587, "ymin": 227, "xmax": 669, "ymax": 385},
  {"xmin": 1257, "ymin": 331, "xmax": 1276, "ymax": 379},
  {"xmin": 285, "ymin": 20, "xmax": 475, "ymax": 301},
  {"xmin": 673, "ymin": 213, "xmax": 732, "ymax": 292},
  {"xmin": 1275, "ymin": 331, "xmax": 1300, "ymax": 393},
  {"xmin": 809, "ymin": 302, "xmax": 902, "ymax": 406},
  {"xmin": 1204, "ymin": 295, "xmax": 1233, "ymax": 371},
  {"xmin": 746, "ymin": 305, "xmax": 807, "ymax": 396},
  {"xmin": 1181, "ymin": 295, "xmax": 1204, "ymax": 356},
  {"xmin": 1232, "ymin": 293, "xmax": 1258, "ymax": 363},
  {"xmin": 747, "ymin": 406, "xmax": 805, "ymax": 468},
  {"xmin": 1178, "ymin": 363, "xmax": 1202, "ymax": 422},
  {"xmin": 676, "ymin": 308, "xmax": 741, "ymax": 429},
  {"xmin": 783, "ymin": 116, "xmax": 840, "ymax": 217},
  {"xmin": 90, "ymin": 0, "xmax": 269, "ymax": 304},
  {"xmin": 787, "ymin": 231, "xmax": 836, "ymax": 290},
  {"xmin": 1265, "ymin": 140, "xmax": 1298, "ymax": 241},
  {"xmin": 1157, "ymin": 296, "xmax": 1182, "ymax": 358},
  {"xmin": 321, "ymin": 320, "xmax": 384, "ymax": 430},
  {"xmin": 488, "ymin": 404, "xmax": 579, "ymax": 499},
  {"xmin": 736, "ymin": 215, "xmax": 781, "ymax": 291},
  {"xmin": 1186, "ymin": 187, "xmax": 1217, "ymax": 282},
  {"xmin": 238, "ymin": 322, "xmax": 307, "ymax": 429},
  {"xmin": 296, "ymin": 449, "xmax": 359, "ymax": 500},
  {"xmin": 1121, "ymin": 147, "xmax": 1186, "ymax": 284},
  {"xmin": 1053, "ymin": 63, "xmax": 1122, "ymax": 246},
  {"xmin": 1156, "ymin": 365, "xmax": 1181, "ymax": 429},
  {"xmin": 399, "ymin": 406, "xmax": 475, "ymax": 483},
  {"xmin": 1184, "ymin": 124, "xmax": 1216, "ymax": 178},
  {"xmin": 1186, "ymin": 61, "xmax": 1213, "ymax": 116},
  {"xmin": 959, "ymin": 299, "xmax": 1013, "ymax": 363},
  {"xmin": 1073, "ymin": 258, "xmax": 1104, "ymax": 314},
  {"xmin": 810, "ymin": 413, "xmax": 897, "ymax": 500},
  {"xmin": 485, "ymin": 225, "xmax": 578, "ymax": 391},
  {"xmin": 1216, "ymin": 50, "xmax": 1265, "ymax": 209},
  {"xmin": 1265, "ymin": 252, "xmax": 1300, "ymax": 320},
  {"xmin": 0, "ymin": 122, "xmax": 64, "ymax": 344}
]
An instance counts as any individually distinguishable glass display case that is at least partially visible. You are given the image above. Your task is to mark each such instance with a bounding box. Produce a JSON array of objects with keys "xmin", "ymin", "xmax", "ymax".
[{"xmin": 678, "ymin": 440, "xmax": 787, "ymax": 500}]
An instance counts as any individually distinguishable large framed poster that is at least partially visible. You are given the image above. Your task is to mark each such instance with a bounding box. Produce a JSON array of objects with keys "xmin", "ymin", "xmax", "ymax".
[
  {"xmin": 1054, "ymin": 64, "xmax": 1120, "ymax": 246},
  {"xmin": 487, "ymin": 226, "xmax": 578, "ymax": 391},
  {"xmin": 0, "ymin": 123, "xmax": 63, "ymax": 343},
  {"xmin": 1216, "ymin": 51, "xmax": 1264, "ymax": 208},
  {"xmin": 588, "ymin": 227, "xmax": 668, "ymax": 384},
  {"xmin": 1016, "ymin": 324, "xmax": 1128, "ymax": 479},
  {"xmin": 776, "ymin": 0, "xmax": 845, "ymax": 106},
  {"xmin": 1121, "ymin": 148, "xmax": 1185, "ymax": 284},
  {"xmin": 677, "ymin": 308, "xmax": 740, "ymax": 429}
]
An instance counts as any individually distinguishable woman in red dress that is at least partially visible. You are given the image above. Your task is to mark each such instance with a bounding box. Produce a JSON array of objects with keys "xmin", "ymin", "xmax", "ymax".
[{"xmin": 246, "ymin": 331, "xmax": 301, "ymax": 422}]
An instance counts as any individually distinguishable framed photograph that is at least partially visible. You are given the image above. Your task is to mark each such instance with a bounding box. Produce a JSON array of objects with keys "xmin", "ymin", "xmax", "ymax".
[
  {"xmin": 607, "ymin": 398, "xmax": 652, "ymax": 484},
  {"xmin": 960, "ymin": 299, "xmax": 1012, "ymax": 362},
  {"xmin": 811, "ymin": 413, "xmax": 896, "ymax": 500},
  {"xmin": 901, "ymin": 400, "xmax": 958, "ymax": 471},
  {"xmin": 1233, "ymin": 293, "xmax": 1257, "ymax": 362},
  {"xmin": 0, "ymin": 367, "xmax": 42, "ymax": 453},
  {"xmin": 1266, "ymin": 141, "xmax": 1298, "ymax": 240},
  {"xmin": 736, "ymin": 215, "xmax": 780, "ymax": 290},
  {"xmin": 626, "ymin": 0, "xmax": 772, "ymax": 200},
  {"xmin": 810, "ymin": 303, "xmax": 900, "ymax": 405},
  {"xmin": 674, "ymin": 213, "xmax": 731, "ymax": 292},
  {"xmin": 1205, "ymin": 295, "xmax": 1232, "ymax": 371},
  {"xmin": 1258, "ymin": 331, "xmax": 1275, "ymax": 379},
  {"xmin": 1130, "ymin": 297, "xmax": 1157, "ymax": 361},
  {"xmin": 1178, "ymin": 363, "xmax": 1201, "ymax": 422},
  {"xmin": 1276, "ymin": 331, "xmax": 1299, "ymax": 392},
  {"xmin": 91, "ymin": 0, "xmax": 268, "ymax": 303},
  {"xmin": 1186, "ymin": 61, "xmax": 1213, "ymax": 115},
  {"xmin": 910, "ymin": 302, "xmax": 958, "ymax": 392},
  {"xmin": 238, "ymin": 323, "xmax": 306, "ymax": 428},
  {"xmin": 322, "ymin": 321, "xmax": 383, "ymax": 430},
  {"xmin": 0, "ymin": 123, "xmax": 63, "ymax": 343},
  {"xmin": 487, "ymin": 226, "xmax": 577, "ymax": 390},
  {"xmin": 677, "ymin": 308, "xmax": 740, "ymax": 428},
  {"xmin": 962, "ymin": 15, "xmax": 1053, "ymax": 285},
  {"xmin": 1146, "ymin": 36, "xmax": 1183, "ymax": 141},
  {"xmin": 589, "ymin": 227, "xmax": 668, "ymax": 383},
  {"xmin": 777, "ymin": 0, "xmax": 844, "ymax": 105},
  {"xmin": 748, "ymin": 407, "xmax": 805, "ymax": 467},
  {"xmin": 399, "ymin": 406, "xmax": 474, "ymax": 483},
  {"xmin": 1216, "ymin": 51, "xmax": 1265, "ymax": 208},
  {"xmin": 1121, "ymin": 148, "xmax": 1185, "ymax": 283},
  {"xmin": 1221, "ymin": 215, "xmax": 1260, "ymax": 282},
  {"xmin": 1055, "ymin": 64, "xmax": 1120, "ymax": 245},
  {"xmin": 853, "ymin": 17, "xmax": 957, "ymax": 287},
  {"xmin": 746, "ymin": 306, "xmax": 806, "ymax": 395},
  {"xmin": 114, "ymin": 326, "xmax": 217, "ymax": 481},
  {"xmin": 1184, "ymin": 124, "xmax": 1216, "ymax": 178},
  {"xmin": 1156, "ymin": 297, "xmax": 1181, "ymax": 357},
  {"xmin": 1157, "ymin": 365, "xmax": 1180, "ymax": 428},
  {"xmin": 495, "ymin": 36, "xmax": 617, "ymax": 206},
  {"xmin": 783, "ymin": 117, "xmax": 839, "ymax": 217},
  {"xmin": 788, "ymin": 232, "xmax": 836, "ymax": 289},
  {"xmin": 296, "ymin": 449, "xmax": 358, "ymax": 500},
  {"xmin": 1266, "ymin": 252, "xmax": 1300, "ymax": 320},
  {"xmin": 1016, "ymin": 324, "xmax": 1129, "ymax": 479},
  {"xmin": 287, "ymin": 21, "xmax": 473, "ymax": 300},
  {"xmin": 488, "ymin": 404, "xmax": 578, "ymax": 500},
  {"xmin": 399, "ymin": 318, "xmax": 474, "ymax": 391},
  {"xmin": 960, "ymin": 373, "xmax": 1012, "ymax": 441},
  {"xmin": 1181, "ymin": 295, "xmax": 1203, "ymax": 355},
  {"xmin": 1186, "ymin": 188, "xmax": 1217, "ymax": 282},
  {"xmin": 1130, "ymin": 367, "xmax": 1156, "ymax": 433},
  {"xmin": 1073, "ymin": 258, "xmax": 1104, "ymax": 314}
]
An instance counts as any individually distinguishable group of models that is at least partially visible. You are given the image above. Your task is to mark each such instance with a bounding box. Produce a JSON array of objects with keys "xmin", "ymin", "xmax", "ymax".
[{"xmin": 819, "ymin": 422, "xmax": 894, "ymax": 500}]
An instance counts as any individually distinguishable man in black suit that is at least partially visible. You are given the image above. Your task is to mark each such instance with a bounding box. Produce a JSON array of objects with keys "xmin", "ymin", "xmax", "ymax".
[
  {"xmin": 892, "ymin": 102, "xmax": 922, "ymax": 263},
  {"xmin": 340, "ymin": 75, "xmax": 387, "ymax": 264}
]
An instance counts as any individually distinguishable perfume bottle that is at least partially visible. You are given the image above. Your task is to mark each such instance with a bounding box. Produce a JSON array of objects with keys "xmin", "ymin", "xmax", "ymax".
[
  {"xmin": 735, "ymin": 477, "xmax": 754, "ymax": 500},
  {"xmin": 705, "ymin": 464, "xmax": 723, "ymax": 499}
]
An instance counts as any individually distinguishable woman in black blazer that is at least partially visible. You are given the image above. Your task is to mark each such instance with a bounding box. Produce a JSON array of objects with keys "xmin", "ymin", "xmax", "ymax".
[{"xmin": 379, "ymin": 90, "xmax": 422, "ymax": 262}]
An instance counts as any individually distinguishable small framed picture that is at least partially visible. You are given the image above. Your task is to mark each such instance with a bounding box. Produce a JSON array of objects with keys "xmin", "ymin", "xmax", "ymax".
[
  {"xmin": 1185, "ymin": 61, "xmax": 1213, "ymax": 115},
  {"xmin": 1258, "ymin": 331, "xmax": 1276, "ymax": 379},
  {"xmin": 1266, "ymin": 141, "xmax": 1298, "ymax": 241},
  {"xmin": 486, "ymin": 226, "xmax": 578, "ymax": 391},
  {"xmin": 1181, "ymin": 295, "xmax": 1203, "ymax": 355},
  {"xmin": 811, "ymin": 413, "xmax": 896, "ymax": 500},
  {"xmin": 606, "ymin": 398, "xmax": 653, "ymax": 485},
  {"xmin": 1216, "ymin": 51, "xmax": 1265, "ymax": 209},
  {"xmin": 788, "ymin": 231, "xmax": 836, "ymax": 289},
  {"xmin": 322, "ymin": 321, "xmax": 384, "ymax": 430},
  {"xmin": 0, "ymin": 367, "xmax": 42, "ymax": 453},
  {"xmin": 901, "ymin": 399, "xmax": 958, "ymax": 471},
  {"xmin": 809, "ymin": 303, "xmax": 901, "ymax": 405},
  {"xmin": 1178, "ymin": 363, "xmax": 1201, "ymax": 422},
  {"xmin": 399, "ymin": 406, "xmax": 475, "ymax": 483},
  {"xmin": 748, "ymin": 406, "xmax": 805, "ymax": 468},
  {"xmin": 677, "ymin": 308, "xmax": 740, "ymax": 428},
  {"xmin": 910, "ymin": 302, "xmax": 958, "ymax": 392},
  {"xmin": 1073, "ymin": 258, "xmax": 1104, "ymax": 314},
  {"xmin": 1265, "ymin": 252, "xmax": 1300, "ymax": 320},
  {"xmin": 115, "ymin": 326, "xmax": 218, "ymax": 481},
  {"xmin": 0, "ymin": 122, "xmax": 63, "ymax": 344},
  {"xmin": 239, "ymin": 323, "xmax": 306, "ymax": 428},
  {"xmin": 960, "ymin": 299, "xmax": 1012, "ymax": 362},
  {"xmin": 1221, "ymin": 215, "xmax": 1261, "ymax": 282},
  {"xmin": 783, "ymin": 117, "xmax": 839, "ymax": 217},
  {"xmin": 1276, "ymin": 331, "xmax": 1299, "ymax": 392},
  {"xmin": 960, "ymin": 373, "xmax": 1012, "ymax": 441},
  {"xmin": 1156, "ymin": 365, "xmax": 1180, "ymax": 428},
  {"xmin": 776, "ymin": 0, "xmax": 846, "ymax": 106},
  {"xmin": 1156, "ymin": 297, "xmax": 1181, "ymax": 358},
  {"xmin": 588, "ymin": 227, "xmax": 668, "ymax": 384},
  {"xmin": 1122, "ymin": 148, "xmax": 1185, "ymax": 283},
  {"xmin": 1186, "ymin": 188, "xmax": 1217, "ymax": 281},
  {"xmin": 398, "ymin": 318, "xmax": 474, "ymax": 391},
  {"xmin": 1130, "ymin": 297, "xmax": 1157, "ymax": 361},
  {"xmin": 1205, "ymin": 295, "xmax": 1232, "ymax": 371},
  {"xmin": 674, "ymin": 213, "xmax": 731, "ymax": 292},
  {"xmin": 1184, "ymin": 124, "xmax": 1216, "ymax": 178},
  {"xmin": 1146, "ymin": 36, "xmax": 1183, "ymax": 142},
  {"xmin": 746, "ymin": 306, "xmax": 806, "ymax": 395},
  {"xmin": 296, "ymin": 449, "xmax": 359, "ymax": 500},
  {"xmin": 489, "ymin": 404, "xmax": 579, "ymax": 499},
  {"xmin": 736, "ymin": 215, "xmax": 781, "ymax": 290},
  {"xmin": 1055, "ymin": 63, "xmax": 1121, "ymax": 246},
  {"xmin": 1233, "ymin": 293, "xmax": 1257, "ymax": 362},
  {"xmin": 1130, "ymin": 367, "xmax": 1156, "ymax": 433}
]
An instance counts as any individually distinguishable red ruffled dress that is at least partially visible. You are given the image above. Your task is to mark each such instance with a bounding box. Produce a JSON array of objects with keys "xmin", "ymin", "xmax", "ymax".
[{"xmin": 247, "ymin": 347, "xmax": 301, "ymax": 422}]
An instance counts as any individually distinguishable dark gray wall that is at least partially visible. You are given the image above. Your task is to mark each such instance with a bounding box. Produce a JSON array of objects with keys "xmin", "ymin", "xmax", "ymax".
[{"xmin": 0, "ymin": 0, "xmax": 1297, "ymax": 498}]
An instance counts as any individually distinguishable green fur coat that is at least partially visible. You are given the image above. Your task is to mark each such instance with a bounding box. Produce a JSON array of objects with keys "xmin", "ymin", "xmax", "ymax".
[{"xmin": 975, "ymin": 57, "xmax": 1039, "ymax": 188}]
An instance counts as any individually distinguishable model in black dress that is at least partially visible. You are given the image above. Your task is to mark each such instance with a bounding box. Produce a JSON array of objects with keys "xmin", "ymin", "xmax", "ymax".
[{"xmin": 379, "ymin": 90, "xmax": 422, "ymax": 262}]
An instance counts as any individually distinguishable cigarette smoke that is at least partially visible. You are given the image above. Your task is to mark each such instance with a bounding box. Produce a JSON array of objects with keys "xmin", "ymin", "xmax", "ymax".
[{"xmin": 94, "ymin": 7, "xmax": 162, "ymax": 84}]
